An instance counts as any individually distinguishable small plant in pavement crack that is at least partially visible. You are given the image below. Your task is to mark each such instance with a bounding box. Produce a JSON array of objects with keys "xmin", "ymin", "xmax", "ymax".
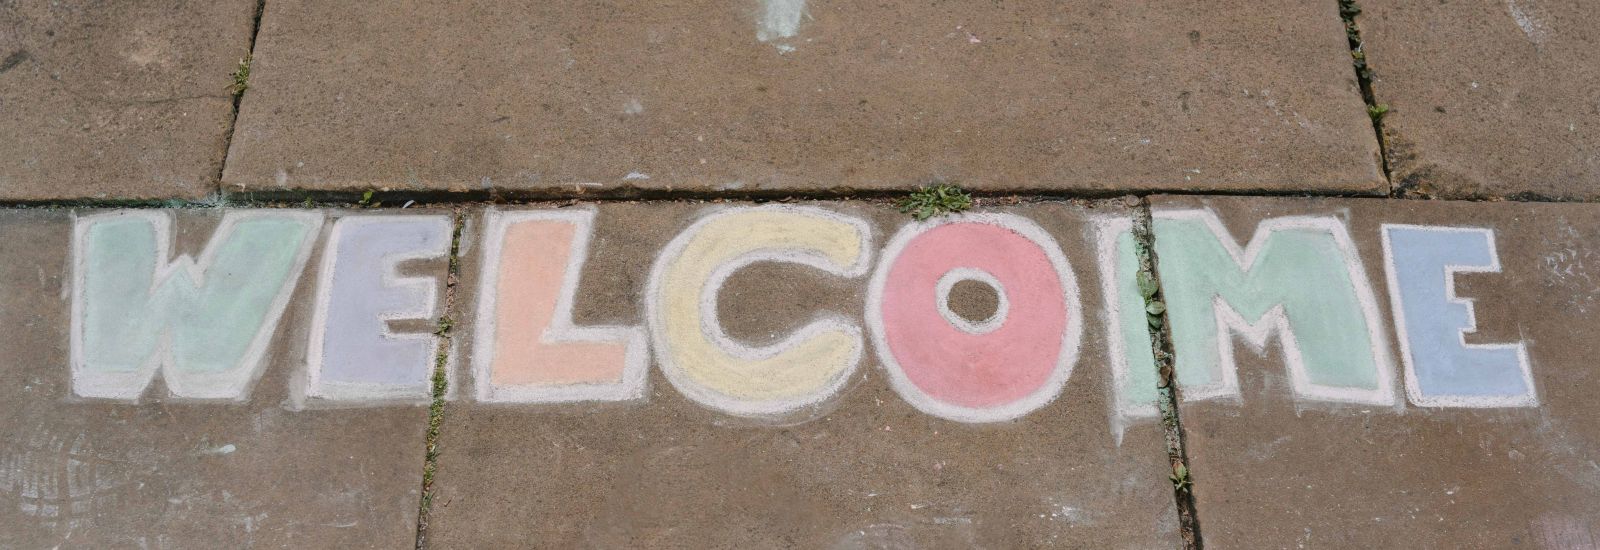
[
  {"xmin": 228, "ymin": 56, "xmax": 252, "ymax": 96},
  {"xmin": 898, "ymin": 183, "xmax": 973, "ymax": 221}
]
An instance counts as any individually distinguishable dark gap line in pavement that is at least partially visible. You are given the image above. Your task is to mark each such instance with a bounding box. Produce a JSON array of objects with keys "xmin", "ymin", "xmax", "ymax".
[
  {"xmin": 413, "ymin": 207, "xmax": 466, "ymax": 550},
  {"xmin": 1336, "ymin": 0, "xmax": 1395, "ymax": 193},
  {"xmin": 211, "ymin": 0, "xmax": 270, "ymax": 201},
  {"xmin": 6, "ymin": 183, "xmax": 1600, "ymax": 212},
  {"xmin": 1131, "ymin": 202, "xmax": 1204, "ymax": 549}
]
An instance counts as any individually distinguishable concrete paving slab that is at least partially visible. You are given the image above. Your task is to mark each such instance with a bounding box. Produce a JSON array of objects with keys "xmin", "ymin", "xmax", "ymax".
[
  {"xmin": 1362, "ymin": 0, "xmax": 1600, "ymax": 199},
  {"xmin": 425, "ymin": 200, "xmax": 1180, "ymax": 547},
  {"xmin": 1141, "ymin": 195, "xmax": 1600, "ymax": 547},
  {"xmin": 0, "ymin": 1, "xmax": 257, "ymax": 201},
  {"xmin": 223, "ymin": 1, "xmax": 1382, "ymax": 197},
  {"xmin": 0, "ymin": 208, "xmax": 447, "ymax": 547}
]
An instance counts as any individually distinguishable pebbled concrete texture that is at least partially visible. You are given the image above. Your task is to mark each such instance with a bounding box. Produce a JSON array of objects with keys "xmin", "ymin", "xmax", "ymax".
[
  {"xmin": 222, "ymin": 0, "xmax": 1383, "ymax": 197},
  {"xmin": 0, "ymin": 1, "xmax": 257, "ymax": 201},
  {"xmin": 0, "ymin": 209, "xmax": 440, "ymax": 548},
  {"xmin": 1362, "ymin": 0, "xmax": 1600, "ymax": 199},
  {"xmin": 425, "ymin": 200, "xmax": 1180, "ymax": 548},
  {"xmin": 1153, "ymin": 195, "xmax": 1600, "ymax": 548}
]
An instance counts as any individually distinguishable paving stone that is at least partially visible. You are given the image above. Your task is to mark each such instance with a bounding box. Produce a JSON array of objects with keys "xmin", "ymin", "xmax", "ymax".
[
  {"xmin": 0, "ymin": 1, "xmax": 257, "ymax": 201},
  {"xmin": 223, "ymin": 1, "xmax": 1382, "ymax": 197},
  {"xmin": 1144, "ymin": 195, "xmax": 1600, "ymax": 547},
  {"xmin": 1362, "ymin": 0, "xmax": 1600, "ymax": 199},
  {"xmin": 426, "ymin": 200, "xmax": 1180, "ymax": 547},
  {"xmin": 0, "ymin": 208, "xmax": 444, "ymax": 547}
]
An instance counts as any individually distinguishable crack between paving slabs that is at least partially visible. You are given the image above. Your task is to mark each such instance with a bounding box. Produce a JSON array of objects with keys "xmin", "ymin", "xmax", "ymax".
[
  {"xmin": 1131, "ymin": 201, "xmax": 1204, "ymax": 550},
  {"xmin": 414, "ymin": 207, "xmax": 465, "ymax": 550},
  {"xmin": 211, "ymin": 0, "xmax": 270, "ymax": 203},
  {"xmin": 1337, "ymin": 0, "xmax": 1395, "ymax": 193}
]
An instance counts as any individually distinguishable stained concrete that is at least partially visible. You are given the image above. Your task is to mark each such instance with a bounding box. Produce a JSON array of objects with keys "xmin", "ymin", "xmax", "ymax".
[
  {"xmin": 0, "ymin": 1, "xmax": 257, "ymax": 201},
  {"xmin": 0, "ymin": 209, "xmax": 440, "ymax": 547},
  {"xmin": 1152, "ymin": 195, "xmax": 1600, "ymax": 547},
  {"xmin": 222, "ymin": 1, "xmax": 1382, "ymax": 197},
  {"xmin": 1362, "ymin": 0, "xmax": 1600, "ymax": 199},
  {"xmin": 426, "ymin": 201, "xmax": 1180, "ymax": 548}
]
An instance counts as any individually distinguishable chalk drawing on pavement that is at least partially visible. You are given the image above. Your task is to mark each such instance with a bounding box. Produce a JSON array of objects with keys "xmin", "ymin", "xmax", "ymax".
[
  {"xmin": 306, "ymin": 215, "xmax": 452, "ymax": 402},
  {"xmin": 934, "ymin": 267, "xmax": 1010, "ymax": 335},
  {"xmin": 1094, "ymin": 216, "xmax": 1162, "ymax": 435},
  {"xmin": 472, "ymin": 209, "xmax": 649, "ymax": 403},
  {"xmin": 71, "ymin": 210, "xmax": 321, "ymax": 401},
  {"xmin": 1381, "ymin": 224, "xmax": 1537, "ymax": 408},
  {"xmin": 1157, "ymin": 210, "xmax": 1397, "ymax": 406},
  {"xmin": 866, "ymin": 213, "xmax": 1082, "ymax": 423},
  {"xmin": 647, "ymin": 205, "xmax": 873, "ymax": 417},
  {"xmin": 755, "ymin": 0, "xmax": 808, "ymax": 53},
  {"xmin": 57, "ymin": 205, "xmax": 1550, "ymax": 420},
  {"xmin": 1104, "ymin": 210, "xmax": 1399, "ymax": 427}
]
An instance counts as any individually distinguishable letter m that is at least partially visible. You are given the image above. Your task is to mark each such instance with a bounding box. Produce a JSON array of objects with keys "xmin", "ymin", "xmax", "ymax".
[
  {"xmin": 71, "ymin": 211, "xmax": 321, "ymax": 401},
  {"xmin": 1151, "ymin": 210, "xmax": 1396, "ymax": 405}
]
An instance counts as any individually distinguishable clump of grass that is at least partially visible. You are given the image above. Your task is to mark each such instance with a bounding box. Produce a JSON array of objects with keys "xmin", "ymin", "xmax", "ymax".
[
  {"xmin": 228, "ymin": 56, "xmax": 252, "ymax": 96},
  {"xmin": 898, "ymin": 183, "xmax": 973, "ymax": 221}
]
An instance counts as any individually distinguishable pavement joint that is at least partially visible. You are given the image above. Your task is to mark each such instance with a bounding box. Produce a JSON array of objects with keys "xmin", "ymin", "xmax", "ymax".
[
  {"xmin": 1337, "ymin": 0, "xmax": 1395, "ymax": 193},
  {"xmin": 212, "ymin": 0, "xmax": 270, "ymax": 202},
  {"xmin": 1130, "ymin": 202, "xmax": 1203, "ymax": 549},
  {"xmin": 414, "ymin": 207, "xmax": 466, "ymax": 550},
  {"xmin": 10, "ymin": 186, "xmax": 1600, "ymax": 214}
]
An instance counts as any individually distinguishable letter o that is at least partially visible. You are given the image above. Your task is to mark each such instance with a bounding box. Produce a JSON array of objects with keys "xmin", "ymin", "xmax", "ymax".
[{"xmin": 866, "ymin": 214, "xmax": 1082, "ymax": 422}]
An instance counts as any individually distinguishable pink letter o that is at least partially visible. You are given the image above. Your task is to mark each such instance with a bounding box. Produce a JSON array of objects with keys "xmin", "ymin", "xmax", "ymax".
[{"xmin": 867, "ymin": 214, "xmax": 1081, "ymax": 421}]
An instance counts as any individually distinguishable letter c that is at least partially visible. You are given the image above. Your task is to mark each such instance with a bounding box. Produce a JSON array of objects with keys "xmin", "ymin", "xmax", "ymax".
[{"xmin": 646, "ymin": 206, "xmax": 873, "ymax": 417}]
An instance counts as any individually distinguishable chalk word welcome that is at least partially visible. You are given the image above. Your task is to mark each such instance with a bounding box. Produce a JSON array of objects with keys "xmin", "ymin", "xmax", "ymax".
[{"xmin": 69, "ymin": 207, "xmax": 1536, "ymax": 425}]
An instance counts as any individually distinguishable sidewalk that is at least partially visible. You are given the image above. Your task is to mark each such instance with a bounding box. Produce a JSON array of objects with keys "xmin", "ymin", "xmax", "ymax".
[{"xmin": 1, "ymin": 1, "xmax": 1597, "ymax": 548}]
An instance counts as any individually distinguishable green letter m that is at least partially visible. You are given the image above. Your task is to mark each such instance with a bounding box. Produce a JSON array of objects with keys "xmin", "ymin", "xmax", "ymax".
[{"xmin": 1151, "ymin": 210, "xmax": 1396, "ymax": 406}]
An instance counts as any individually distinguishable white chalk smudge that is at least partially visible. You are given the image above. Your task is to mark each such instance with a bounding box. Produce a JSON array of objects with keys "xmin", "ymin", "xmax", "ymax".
[
  {"xmin": 623, "ymin": 98, "xmax": 644, "ymax": 115},
  {"xmin": 756, "ymin": 0, "xmax": 809, "ymax": 51},
  {"xmin": 200, "ymin": 443, "xmax": 237, "ymax": 455},
  {"xmin": 1507, "ymin": 0, "xmax": 1550, "ymax": 45}
]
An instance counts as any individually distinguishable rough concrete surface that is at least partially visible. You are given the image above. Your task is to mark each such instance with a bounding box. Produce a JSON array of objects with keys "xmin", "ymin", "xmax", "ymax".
[
  {"xmin": 426, "ymin": 201, "xmax": 1180, "ymax": 548},
  {"xmin": 1152, "ymin": 195, "xmax": 1600, "ymax": 548},
  {"xmin": 222, "ymin": 0, "xmax": 1383, "ymax": 197},
  {"xmin": 1363, "ymin": 0, "xmax": 1600, "ymax": 199},
  {"xmin": 0, "ymin": 1, "xmax": 257, "ymax": 201},
  {"xmin": 0, "ymin": 209, "xmax": 438, "ymax": 547}
]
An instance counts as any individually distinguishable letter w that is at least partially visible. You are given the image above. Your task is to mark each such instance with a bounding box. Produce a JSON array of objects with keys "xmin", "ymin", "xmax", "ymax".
[{"xmin": 71, "ymin": 211, "xmax": 320, "ymax": 401}]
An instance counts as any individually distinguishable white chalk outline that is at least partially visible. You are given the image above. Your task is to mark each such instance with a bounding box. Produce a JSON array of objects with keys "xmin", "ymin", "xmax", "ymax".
[
  {"xmin": 1151, "ymin": 209, "xmax": 1398, "ymax": 407},
  {"xmin": 934, "ymin": 267, "xmax": 1009, "ymax": 335},
  {"xmin": 647, "ymin": 205, "xmax": 874, "ymax": 418},
  {"xmin": 1379, "ymin": 224, "xmax": 1538, "ymax": 408},
  {"xmin": 471, "ymin": 208, "xmax": 649, "ymax": 403},
  {"xmin": 70, "ymin": 210, "xmax": 322, "ymax": 401},
  {"xmin": 865, "ymin": 212, "xmax": 1083, "ymax": 423},
  {"xmin": 1093, "ymin": 215, "xmax": 1163, "ymax": 430},
  {"xmin": 306, "ymin": 214, "xmax": 452, "ymax": 402}
]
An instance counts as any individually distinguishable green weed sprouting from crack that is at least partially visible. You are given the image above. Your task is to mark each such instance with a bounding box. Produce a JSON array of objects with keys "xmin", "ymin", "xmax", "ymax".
[
  {"xmin": 898, "ymin": 184, "xmax": 973, "ymax": 221},
  {"xmin": 415, "ymin": 210, "xmax": 464, "ymax": 549},
  {"xmin": 1341, "ymin": 0, "xmax": 1371, "ymax": 81},
  {"xmin": 1131, "ymin": 207, "xmax": 1201, "ymax": 549},
  {"xmin": 1338, "ymin": 0, "xmax": 1393, "ymax": 184},
  {"xmin": 1368, "ymin": 103, "xmax": 1390, "ymax": 122},
  {"xmin": 228, "ymin": 56, "xmax": 251, "ymax": 97},
  {"xmin": 1170, "ymin": 464, "xmax": 1193, "ymax": 493}
]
